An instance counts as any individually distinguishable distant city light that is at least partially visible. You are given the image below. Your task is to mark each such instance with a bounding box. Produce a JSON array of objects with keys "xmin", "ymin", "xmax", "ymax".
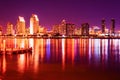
[
  {"xmin": 0, "ymin": 14, "xmax": 119, "ymax": 38},
  {"xmin": 62, "ymin": 35, "xmax": 65, "ymax": 37}
]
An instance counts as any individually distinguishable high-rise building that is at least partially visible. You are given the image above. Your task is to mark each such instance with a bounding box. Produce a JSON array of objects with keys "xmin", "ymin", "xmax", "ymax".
[
  {"xmin": 81, "ymin": 23, "xmax": 89, "ymax": 36},
  {"xmin": 25, "ymin": 28, "xmax": 30, "ymax": 35},
  {"xmin": 52, "ymin": 20, "xmax": 75, "ymax": 36},
  {"xmin": 111, "ymin": 19, "xmax": 115, "ymax": 34},
  {"xmin": 66, "ymin": 23, "xmax": 75, "ymax": 36},
  {"xmin": 6, "ymin": 22, "xmax": 14, "ymax": 35},
  {"xmin": 59, "ymin": 20, "xmax": 66, "ymax": 35},
  {"xmin": 52, "ymin": 24, "xmax": 59, "ymax": 34},
  {"xmin": 101, "ymin": 19, "xmax": 106, "ymax": 33},
  {"xmin": 16, "ymin": 16, "xmax": 26, "ymax": 35},
  {"xmin": 52, "ymin": 20, "xmax": 66, "ymax": 35},
  {"xmin": 0, "ymin": 25, "xmax": 2, "ymax": 35},
  {"xmin": 74, "ymin": 28, "xmax": 81, "ymax": 35},
  {"xmin": 30, "ymin": 14, "xmax": 39, "ymax": 35}
]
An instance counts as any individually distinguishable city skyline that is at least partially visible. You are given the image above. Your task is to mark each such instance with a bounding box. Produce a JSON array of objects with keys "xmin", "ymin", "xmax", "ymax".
[
  {"xmin": 0, "ymin": 14, "xmax": 118, "ymax": 36},
  {"xmin": 0, "ymin": 0, "xmax": 120, "ymax": 30}
]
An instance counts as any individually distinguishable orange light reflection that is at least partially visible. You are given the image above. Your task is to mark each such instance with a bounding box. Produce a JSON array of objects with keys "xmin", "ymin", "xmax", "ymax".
[
  {"xmin": 56, "ymin": 39, "xmax": 58, "ymax": 61},
  {"xmin": 18, "ymin": 54, "xmax": 25, "ymax": 73},
  {"xmin": 2, "ymin": 55, "xmax": 6, "ymax": 73},
  {"xmin": 40, "ymin": 39, "xmax": 44, "ymax": 62},
  {"xmin": 62, "ymin": 39, "xmax": 65, "ymax": 70},
  {"xmin": 33, "ymin": 39, "xmax": 40, "ymax": 73},
  {"xmin": 72, "ymin": 39, "xmax": 74, "ymax": 65}
]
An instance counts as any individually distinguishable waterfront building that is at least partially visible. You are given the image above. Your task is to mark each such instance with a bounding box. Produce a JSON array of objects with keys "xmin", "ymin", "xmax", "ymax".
[
  {"xmin": 52, "ymin": 20, "xmax": 75, "ymax": 36},
  {"xmin": 52, "ymin": 20, "xmax": 66, "ymax": 36},
  {"xmin": 89, "ymin": 27, "xmax": 94, "ymax": 35},
  {"xmin": 16, "ymin": 16, "xmax": 26, "ymax": 35},
  {"xmin": 74, "ymin": 28, "xmax": 81, "ymax": 35},
  {"xmin": 66, "ymin": 23, "xmax": 75, "ymax": 36},
  {"xmin": 0, "ymin": 25, "xmax": 2, "ymax": 35},
  {"xmin": 30, "ymin": 14, "xmax": 39, "ymax": 35},
  {"xmin": 6, "ymin": 22, "xmax": 14, "ymax": 35},
  {"xmin": 38, "ymin": 27, "xmax": 47, "ymax": 35},
  {"xmin": 110, "ymin": 18, "xmax": 115, "ymax": 34},
  {"xmin": 52, "ymin": 24, "xmax": 60, "ymax": 35},
  {"xmin": 93, "ymin": 26, "xmax": 101, "ymax": 35},
  {"xmin": 101, "ymin": 19, "xmax": 106, "ymax": 33},
  {"xmin": 81, "ymin": 23, "xmax": 89, "ymax": 36},
  {"xmin": 25, "ymin": 28, "xmax": 30, "ymax": 35},
  {"xmin": 59, "ymin": 20, "xmax": 67, "ymax": 35}
]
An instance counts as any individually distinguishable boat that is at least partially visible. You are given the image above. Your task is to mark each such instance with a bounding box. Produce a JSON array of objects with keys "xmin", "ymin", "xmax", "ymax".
[{"xmin": 0, "ymin": 47, "xmax": 32, "ymax": 55}]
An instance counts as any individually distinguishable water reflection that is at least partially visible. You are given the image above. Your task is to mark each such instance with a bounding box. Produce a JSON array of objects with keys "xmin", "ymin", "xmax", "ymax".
[
  {"xmin": 0, "ymin": 38, "xmax": 120, "ymax": 75},
  {"xmin": 17, "ymin": 54, "xmax": 25, "ymax": 73},
  {"xmin": 46, "ymin": 39, "xmax": 50, "ymax": 61},
  {"xmin": 62, "ymin": 39, "xmax": 65, "ymax": 70},
  {"xmin": 0, "ymin": 55, "xmax": 6, "ymax": 73}
]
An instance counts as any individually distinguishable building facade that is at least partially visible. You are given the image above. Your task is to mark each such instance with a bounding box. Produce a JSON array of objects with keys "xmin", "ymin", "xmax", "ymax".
[
  {"xmin": 81, "ymin": 23, "xmax": 89, "ymax": 36},
  {"xmin": 110, "ymin": 19, "xmax": 115, "ymax": 34},
  {"xmin": 30, "ymin": 14, "xmax": 39, "ymax": 35},
  {"xmin": 16, "ymin": 16, "xmax": 26, "ymax": 35},
  {"xmin": 101, "ymin": 19, "xmax": 106, "ymax": 33},
  {"xmin": 52, "ymin": 20, "xmax": 75, "ymax": 36},
  {"xmin": 0, "ymin": 25, "xmax": 2, "ymax": 35},
  {"xmin": 66, "ymin": 23, "xmax": 75, "ymax": 36},
  {"xmin": 6, "ymin": 22, "xmax": 14, "ymax": 35}
]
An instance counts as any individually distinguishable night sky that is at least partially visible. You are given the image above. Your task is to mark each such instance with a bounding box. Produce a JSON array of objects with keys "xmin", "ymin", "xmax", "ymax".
[{"xmin": 0, "ymin": 0, "xmax": 120, "ymax": 30}]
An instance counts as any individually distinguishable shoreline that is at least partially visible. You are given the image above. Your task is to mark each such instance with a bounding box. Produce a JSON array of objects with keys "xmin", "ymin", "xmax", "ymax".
[{"xmin": 0, "ymin": 35, "xmax": 120, "ymax": 39}]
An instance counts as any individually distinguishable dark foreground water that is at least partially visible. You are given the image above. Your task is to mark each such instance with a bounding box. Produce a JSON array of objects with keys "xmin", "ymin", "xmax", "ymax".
[{"xmin": 0, "ymin": 38, "xmax": 120, "ymax": 80}]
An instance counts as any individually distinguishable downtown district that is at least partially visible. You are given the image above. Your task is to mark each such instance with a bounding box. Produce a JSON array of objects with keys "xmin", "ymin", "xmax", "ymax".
[{"xmin": 0, "ymin": 14, "xmax": 119, "ymax": 38}]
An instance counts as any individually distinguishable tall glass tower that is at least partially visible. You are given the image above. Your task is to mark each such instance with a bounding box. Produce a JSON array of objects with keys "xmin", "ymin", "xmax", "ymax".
[
  {"xmin": 101, "ymin": 19, "xmax": 106, "ymax": 33},
  {"xmin": 16, "ymin": 16, "xmax": 26, "ymax": 35},
  {"xmin": 30, "ymin": 14, "xmax": 39, "ymax": 35}
]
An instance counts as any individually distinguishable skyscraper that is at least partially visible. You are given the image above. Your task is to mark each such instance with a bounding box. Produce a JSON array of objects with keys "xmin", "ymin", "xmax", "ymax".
[
  {"xmin": 6, "ymin": 22, "xmax": 14, "ymax": 35},
  {"xmin": 81, "ymin": 23, "xmax": 89, "ymax": 36},
  {"xmin": 110, "ymin": 19, "xmax": 115, "ymax": 34},
  {"xmin": 0, "ymin": 25, "xmax": 2, "ymax": 35},
  {"xmin": 16, "ymin": 16, "xmax": 26, "ymax": 35},
  {"xmin": 101, "ymin": 19, "xmax": 106, "ymax": 33},
  {"xmin": 30, "ymin": 14, "xmax": 39, "ymax": 35},
  {"xmin": 53, "ymin": 20, "xmax": 75, "ymax": 36},
  {"xmin": 66, "ymin": 23, "xmax": 75, "ymax": 36},
  {"xmin": 59, "ymin": 20, "xmax": 66, "ymax": 35}
]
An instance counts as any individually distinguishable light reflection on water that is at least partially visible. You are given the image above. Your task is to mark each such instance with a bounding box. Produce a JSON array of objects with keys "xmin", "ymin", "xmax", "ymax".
[
  {"xmin": 17, "ymin": 54, "xmax": 25, "ymax": 73},
  {"xmin": 62, "ymin": 38, "xmax": 65, "ymax": 70},
  {"xmin": 0, "ymin": 38, "xmax": 120, "ymax": 79}
]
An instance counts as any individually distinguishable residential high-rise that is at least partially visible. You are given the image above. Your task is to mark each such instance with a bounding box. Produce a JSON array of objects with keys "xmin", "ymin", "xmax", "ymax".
[
  {"xmin": 52, "ymin": 20, "xmax": 66, "ymax": 35},
  {"xmin": 81, "ymin": 23, "xmax": 89, "ymax": 36},
  {"xmin": 6, "ymin": 22, "xmax": 14, "ymax": 35},
  {"xmin": 66, "ymin": 23, "xmax": 75, "ymax": 36},
  {"xmin": 16, "ymin": 16, "xmax": 26, "ymax": 35},
  {"xmin": 52, "ymin": 20, "xmax": 75, "ymax": 36},
  {"xmin": 30, "ymin": 14, "xmax": 39, "ymax": 35},
  {"xmin": 52, "ymin": 24, "xmax": 59, "ymax": 34},
  {"xmin": 101, "ymin": 19, "xmax": 106, "ymax": 33},
  {"xmin": 59, "ymin": 20, "xmax": 66, "ymax": 35},
  {"xmin": 111, "ymin": 19, "xmax": 115, "ymax": 34},
  {"xmin": 0, "ymin": 25, "xmax": 2, "ymax": 35}
]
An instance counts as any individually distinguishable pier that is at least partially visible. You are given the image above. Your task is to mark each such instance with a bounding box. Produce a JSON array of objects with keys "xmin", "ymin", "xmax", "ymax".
[{"xmin": 0, "ymin": 47, "xmax": 32, "ymax": 54}]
